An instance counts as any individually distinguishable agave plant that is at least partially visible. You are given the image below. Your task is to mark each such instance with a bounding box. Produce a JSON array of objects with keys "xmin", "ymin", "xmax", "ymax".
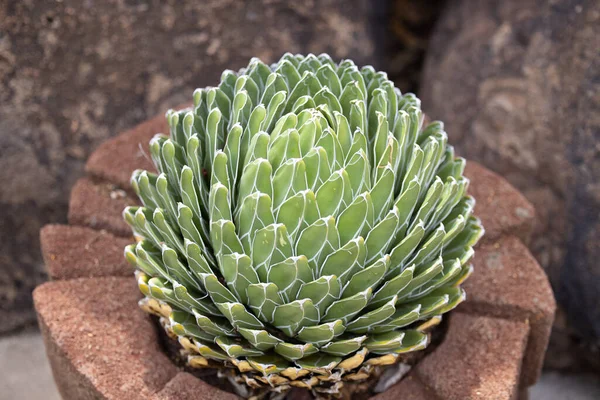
[{"xmin": 123, "ymin": 53, "xmax": 483, "ymax": 398}]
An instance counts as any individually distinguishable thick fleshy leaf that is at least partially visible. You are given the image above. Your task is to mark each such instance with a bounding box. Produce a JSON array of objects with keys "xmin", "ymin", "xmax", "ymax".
[
  {"xmin": 297, "ymin": 275, "xmax": 341, "ymax": 316},
  {"xmin": 246, "ymin": 283, "xmax": 283, "ymax": 324},
  {"xmin": 238, "ymin": 328, "xmax": 283, "ymax": 351},
  {"xmin": 322, "ymin": 288, "xmax": 372, "ymax": 324},
  {"xmin": 267, "ymin": 256, "xmax": 313, "ymax": 302},
  {"xmin": 252, "ymin": 223, "xmax": 293, "ymax": 280},
  {"xmin": 343, "ymin": 255, "xmax": 389, "ymax": 297},
  {"xmin": 346, "ymin": 296, "xmax": 398, "ymax": 334},
  {"xmin": 320, "ymin": 335, "xmax": 366, "ymax": 356},
  {"xmin": 216, "ymin": 302, "xmax": 265, "ymax": 330},
  {"xmin": 296, "ymin": 216, "xmax": 340, "ymax": 271},
  {"xmin": 236, "ymin": 192, "xmax": 274, "ymax": 254},
  {"xmin": 274, "ymin": 342, "xmax": 318, "ymax": 361},
  {"xmin": 220, "ymin": 253, "xmax": 259, "ymax": 304},
  {"xmin": 297, "ymin": 320, "xmax": 345, "ymax": 345},
  {"xmin": 273, "ymin": 299, "xmax": 320, "ymax": 337},
  {"xmin": 320, "ymin": 237, "xmax": 366, "ymax": 285}
]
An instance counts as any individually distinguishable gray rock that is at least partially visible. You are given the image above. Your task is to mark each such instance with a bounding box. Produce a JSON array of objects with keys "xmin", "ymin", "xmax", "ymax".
[
  {"xmin": 0, "ymin": 0, "xmax": 378, "ymax": 333},
  {"xmin": 420, "ymin": 0, "xmax": 600, "ymax": 368}
]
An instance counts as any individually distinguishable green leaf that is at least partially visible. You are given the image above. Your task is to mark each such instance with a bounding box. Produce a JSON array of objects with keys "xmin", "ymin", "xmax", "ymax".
[
  {"xmin": 216, "ymin": 336, "xmax": 264, "ymax": 357},
  {"xmin": 320, "ymin": 237, "xmax": 366, "ymax": 285},
  {"xmin": 246, "ymin": 283, "xmax": 283, "ymax": 324},
  {"xmin": 336, "ymin": 193, "xmax": 374, "ymax": 245},
  {"xmin": 273, "ymin": 299, "xmax": 320, "ymax": 337},
  {"xmin": 344, "ymin": 150, "xmax": 371, "ymax": 197},
  {"xmin": 267, "ymin": 256, "xmax": 313, "ymax": 302},
  {"xmin": 276, "ymin": 190, "xmax": 319, "ymax": 243},
  {"xmin": 192, "ymin": 309, "xmax": 236, "ymax": 336},
  {"xmin": 216, "ymin": 302, "xmax": 265, "ymax": 330},
  {"xmin": 268, "ymin": 129, "xmax": 301, "ymax": 171},
  {"xmin": 251, "ymin": 223, "xmax": 293, "ymax": 280},
  {"xmin": 297, "ymin": 276, "xmax": 341, "ymax": 316},
  {"xmin": 274, "ymin": 342, "xmax": 318, "ymax": 361},
  {"xmin": 364, "ymin": 207, "xmax": 399, "ymax": 264},
  {"xmin": 210, "ymin": 219, "xmax": 243, "ymax": 261},
  {"xmin": 169, "ymin": 310, "xmax": 215, "ymax": 343},
  {"xmin": 369, "ymin": 266, "xmax": 414, "ymax": 309},
  {"xmin": 238, "ymin": 158, "xmax": 273, "ymax": 201},
  {"xmin": 303, "ymin": 146, "xmax": 331, "ymax": 192},
  {"xmin": 315, "ymin": 169, "xmax": 351, "ymax": 217},
  {"xmin": 272, "ymin": 158, "xmax": 308, "ymax": 210},
  {"xmin": 320, "ymin": 336, "xmax": 366, "ymax": 356},
  {"xmin": 297, "ymin": 320, "xmax": 345, "ymax": 345},
  {"xmin": 371, "ymin": 304, "xmax": 421, "ymax": 333},
  {"xmin": 220, "ymin": 253, "xmax": 259, "ymax": 304},
  {"xmin": 346, "ymin": 296, "xmax": 397, "ymax": 334},
  {"xmin": 200, "ymin": 273, "xmax": 237, "ymax": 304},
  {"xmin": 397, "ymin": 257, "xmax": 444, "ymax": 301},
  {"xmin": 208, "ymin": 183, "xmax": 231, "ymax": 223},
  {"xmin": 322, "ymin": 288, "xmax": 372, "ymax": 324},
  {"xmin": 369, "ymin": 165, "xmax": 395, "ymax": 223},
  {"xmin": 296, "ymin": 217, "xmax": 340, "ymax": 271},
  {"xmin": 343, "ymin": 255, "xmax": 389, "ymax": 297},
  {"xmin": 236, "ymin": 192, "xmax": 274, "ymax": 254},
  {"xmin": 238, "ymin": 328, "xmax": 283, "ymax": 351},
  {"xmin": 365, "ymin": 331, "xmax": 405, "ymax": 354}
]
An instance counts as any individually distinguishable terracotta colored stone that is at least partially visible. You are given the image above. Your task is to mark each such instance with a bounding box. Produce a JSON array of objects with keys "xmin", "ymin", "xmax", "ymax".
[
  {"xmin": 41, "ymin": 224, "xmax": 134, "ymax": 280},
  {"xmin": 461, "ymin": 236, "xmax": 556, "ymax": 387},
  {"xmin": 415, "ymin": 312, "xmax": 529, "ymax": 400},
  {"xmin": 34, "ymin": 277, "xmax": 178, "ymax": 400},
  {"xmin": 152, "ymin": 372, "xmax": 238, "ymax": 400},
  {"xmin": 372, "ymin": 374, "xmax": 438, "ymax": 400},
  {"xmin": 465, "ymin": 161, "xmax": 535, "ymax": 244},
  {"xmin": 68, "ymin": 177, "xmax": 138, "ymax": 237}
]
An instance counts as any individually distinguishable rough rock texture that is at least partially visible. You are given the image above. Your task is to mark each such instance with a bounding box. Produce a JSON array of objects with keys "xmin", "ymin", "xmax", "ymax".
[
  {"xmin": 415, "ymin": 313, "xmax": 529, "ymax": 400},
  {"xmin": 68, "ymin": 178, "xmax": 138, "ymax": 237},
  {"xmin": 0, "ymin": 0, "xmax": 378, "ymax": 333},
  {"xmin": 151, "ymin": 372, "xmax": 239, "ymax": 400},
  {"xmin": 382, "ymin": 0, "xmax": 447, "ymax": 93},
  {"xmin": 464, "ymin": 162, "xmax": 535, "ymax": 245},
  {"xmin": 40, "ymin": 224, "xmax": 134, "ymax": 280},
  {"xmin": 462, "ymin": 236, "xmax": 555, "ymax": 387},
  {"xmin": 420, "ymin": 0, "xmax": 600, "ymax": 366},
  {"xmin": 33, "ymin": 277, "xmax": 179, "ymax": 400}
]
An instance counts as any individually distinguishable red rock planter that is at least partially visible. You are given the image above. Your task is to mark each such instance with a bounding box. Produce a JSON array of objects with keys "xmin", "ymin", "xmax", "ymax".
[{"xmin": 34, "ymin": 111, "xmax": 555, "ymax": 400}]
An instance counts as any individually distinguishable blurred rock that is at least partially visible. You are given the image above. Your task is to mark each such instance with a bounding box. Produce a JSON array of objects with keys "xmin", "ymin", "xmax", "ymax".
[
  {"xmin": 420, "ymin": 0, "xmax": 600, "ymax": 369},
  {"xmin": 383, "ymin": 0, "xmax": 447, "ymax": 93},
  {"xmin": 0, "ymin": 0, "xmax": 378, "ymax": 333}
]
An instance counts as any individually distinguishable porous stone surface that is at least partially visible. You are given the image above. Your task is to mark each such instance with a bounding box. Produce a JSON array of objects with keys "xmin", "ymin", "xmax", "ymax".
[
  {"xmin": 86, "ymin": 112, "xmax": 167, "ymax": 190},
  {"xmin": 464, "ymin": 162, "xmax": 535, "ymax": 245},
  {"xmin": 415, "ymin": 313, "xmax": 529, "ymax": 400},
  {"xmin": 420, "ymin": 0, "xmax": 600, "ymax": 362},
  {"xmin": 0, "ymin": 0, "xmax": 377, "ymax": 333},
  {"xmin": 372, "ymin": 374, "xmax": 437, "ymax": 400},
  {"xmin": 34, "ymin": 277, "xmax": 179, "ymax": 400},
  {"xmin": 462, "ymin": 236, "xmax": 556, "ymax": 386},
  {"xmin": 68, "ymin": 178, "xmax": 139, "ymax": 237},
  {"xmin": 40, "ymin": 224, "xmax": 134, "ymax": 280},
  {"xmin": 152, "ymin": 372, "xmax": 239, "ymax": 400}
]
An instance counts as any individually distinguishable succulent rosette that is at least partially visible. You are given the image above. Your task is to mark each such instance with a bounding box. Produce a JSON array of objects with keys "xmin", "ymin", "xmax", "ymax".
[{"xmin": 123, "ymin": 53, "xmax": 483, "ymax": 397}]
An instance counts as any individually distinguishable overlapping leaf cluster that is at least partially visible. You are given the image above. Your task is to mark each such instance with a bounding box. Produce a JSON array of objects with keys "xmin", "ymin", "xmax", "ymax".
[{"xmin": 123, "ymin": 53, "xmax": 483, "ymax": 393}]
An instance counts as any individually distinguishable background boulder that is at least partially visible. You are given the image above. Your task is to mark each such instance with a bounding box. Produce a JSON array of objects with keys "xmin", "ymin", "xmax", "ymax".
[
  {"xmin": 0, "ymin": 0, "xmax": 378, "ymax": 333},
  {"xmin": 420, "ymin": 0, "xmax": 599, "ymax": 369}
]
